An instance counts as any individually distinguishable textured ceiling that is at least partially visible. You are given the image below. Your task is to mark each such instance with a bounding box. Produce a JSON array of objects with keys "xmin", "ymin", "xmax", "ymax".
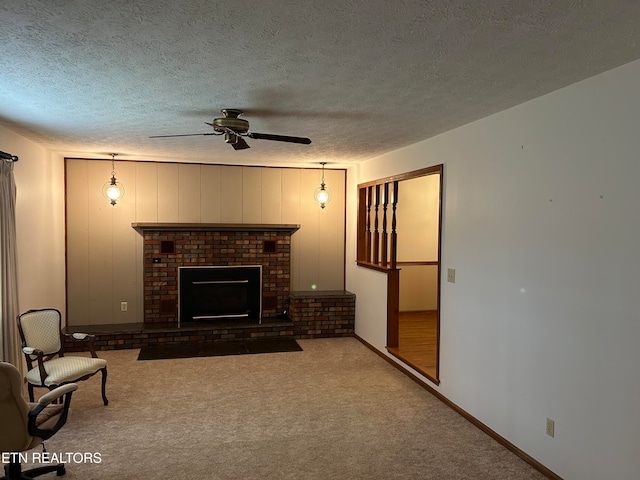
[{"xmin": 1, "ymin": 0, "xmax": 640, "ymax": 166}]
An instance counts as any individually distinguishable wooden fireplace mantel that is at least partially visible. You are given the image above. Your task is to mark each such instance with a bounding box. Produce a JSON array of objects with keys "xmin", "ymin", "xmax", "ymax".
[{"xmin": 132, "ymin": 222, "xmax": 300, "ymax": 234}]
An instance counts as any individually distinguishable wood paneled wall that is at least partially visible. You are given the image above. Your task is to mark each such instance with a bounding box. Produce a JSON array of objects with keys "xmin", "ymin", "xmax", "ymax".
[{"xmin": 65, "ymin": 160, "xmax": 345, "ymax": 325}]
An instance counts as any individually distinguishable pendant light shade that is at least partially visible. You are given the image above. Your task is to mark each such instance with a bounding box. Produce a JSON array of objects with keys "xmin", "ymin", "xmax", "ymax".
[
  {"xmin": 314, "ymin": 162, "xmax": 332, "ymax": 209},
  {"xmin": 103, "ymin": 153, "xmax": 124, "ymax": 206}
]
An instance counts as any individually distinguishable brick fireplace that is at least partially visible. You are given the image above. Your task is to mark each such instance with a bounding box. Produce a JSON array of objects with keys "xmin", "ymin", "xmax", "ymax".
[
  {"xmin": 63, "ymin": 223, "xmax": 355, "ymax": 351},
  {"xmin": 132, "ymin": 223, "xmax": 299, "ymax": 325}
]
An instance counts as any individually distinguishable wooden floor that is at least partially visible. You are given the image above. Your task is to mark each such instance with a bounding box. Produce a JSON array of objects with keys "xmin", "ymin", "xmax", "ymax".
[{"xmin": 396, "ymin": 310, "xmax": 438, "ymax": 380}]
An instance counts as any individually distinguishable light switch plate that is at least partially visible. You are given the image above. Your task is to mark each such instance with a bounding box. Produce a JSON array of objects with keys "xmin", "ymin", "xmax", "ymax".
[
  {"xmin": 447, "ymin": 268, "xmax": 456, "ymax": 283},
  {"xmin": 546, "ymin": 418, "xmax": 555, "ymax": 437}
]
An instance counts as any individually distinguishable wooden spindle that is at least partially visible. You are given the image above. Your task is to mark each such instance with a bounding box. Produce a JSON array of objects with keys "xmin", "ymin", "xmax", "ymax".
[
  {"xmin": 365, "ymin": 186, "xmax": 372, "ymax": 263},
  {"xmin": 390, "ymin": 181, "xmax": 398, "ymax": 269},
  {"xmin": 381, "ymin": 182, "xmax": 389, "ymax": 267},
  {"xmin": 373, "ymin": 184, "xmax": 380, "ymax": 265}
]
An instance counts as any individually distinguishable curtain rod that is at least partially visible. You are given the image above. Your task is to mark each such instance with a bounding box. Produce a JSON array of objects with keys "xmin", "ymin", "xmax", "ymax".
[{"xmin": 0, "ymin": 150, "xmax": 19, "ymax": 162}]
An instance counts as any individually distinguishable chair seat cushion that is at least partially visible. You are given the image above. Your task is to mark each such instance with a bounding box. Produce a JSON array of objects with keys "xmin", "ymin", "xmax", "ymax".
[
  {"xmin": 28, "ymin": 402, "xmax": 64, "ymax": 427},
  {"xmin": 26, "ymin": 356, "xmax": 107, "ymax": 386}
]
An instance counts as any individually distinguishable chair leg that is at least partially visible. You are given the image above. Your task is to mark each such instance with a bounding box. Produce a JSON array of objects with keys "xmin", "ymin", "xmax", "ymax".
[
  {"xmin": 27, "ymin": 384, "xmax": 35, "ymax": 403},
  {"xmin": 3, "ymin": 460, "xmax": 64, "ymax": 479},
  {"xmin": 21, "ymin": 464, "xmax": 65, "ymax": 478},
  {"xmin": 101, "ymin": 367, "xmax": 108, "ymax": 406}
]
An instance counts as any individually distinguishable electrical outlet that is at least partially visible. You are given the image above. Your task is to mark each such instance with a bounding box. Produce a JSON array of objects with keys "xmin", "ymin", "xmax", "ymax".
[
  {"xmin": 120, "ymin": 301, "xmax": 128, "ymax": 312},
  {"xmin": 546, "ymin": 418, "xmax": 555, "ymax": 437},
  {"xmin": 447, "ymin": 268, "xmax": 456, "ymax": 283}
]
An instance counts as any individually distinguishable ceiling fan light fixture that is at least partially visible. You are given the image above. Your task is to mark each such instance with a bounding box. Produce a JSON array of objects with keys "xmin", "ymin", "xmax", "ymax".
[
  {"xmin": 149, "ymin": 108, "xmax": 312, "ymax": 151},
  {"xmin": 224, "ymin": 132, "xmax": 238, "ymax": 144},
  {"xmin": 102, "ymin": 153, "xmax": 124, "ymax": 206},
  {"xmin": 314, "ymin": 162, "xmax": 332, "ymax": 209}
]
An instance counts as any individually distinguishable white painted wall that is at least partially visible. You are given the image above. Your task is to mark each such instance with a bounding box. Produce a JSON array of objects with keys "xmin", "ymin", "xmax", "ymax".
[
  {"xmin": 0, "ymin": 125, "xmax": 66, "ymax": 317},
  {"xmin": 346, "ymin": 59, "xmax": 640, "ymax": 480},
  {"xmin": 397, "ymin": 174, "xmax": 440, "ymax": 311},
  {"xmin": 399, "ymin": 265, "xmax": 437, "ymax": 311},
  {"xmin": 396, "ymin": 174, "xmax": 440, "ymax": 262}
]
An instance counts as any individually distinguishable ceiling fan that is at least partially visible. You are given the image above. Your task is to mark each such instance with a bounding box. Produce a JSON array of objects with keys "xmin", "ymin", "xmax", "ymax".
[{"xmin": 149, "ymin": 108, "xmax": 312, "ymax": 150}]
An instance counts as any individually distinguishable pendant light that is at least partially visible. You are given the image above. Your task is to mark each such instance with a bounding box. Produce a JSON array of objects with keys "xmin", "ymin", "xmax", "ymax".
[
  {"xmin": 314, "ymin": 162, "xmax": 332, "ymax": 209},
  {"xmin": 102, "ymin": 153, "xmax": 124, "ymax": 206}
]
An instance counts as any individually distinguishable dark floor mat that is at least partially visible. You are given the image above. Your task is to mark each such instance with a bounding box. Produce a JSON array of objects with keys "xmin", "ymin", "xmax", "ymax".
[{"xmin": 137, "ymin": 338, "xmax": 302, "ymax": 360}]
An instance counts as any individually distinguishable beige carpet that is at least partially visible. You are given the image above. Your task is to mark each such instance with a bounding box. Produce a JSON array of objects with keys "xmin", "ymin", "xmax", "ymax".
[{"xmin": 17, "ymin": 338, "xmax": 546, "ymax": 479}]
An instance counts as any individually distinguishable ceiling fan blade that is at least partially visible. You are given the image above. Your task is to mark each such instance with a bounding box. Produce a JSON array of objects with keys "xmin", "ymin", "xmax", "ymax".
[
  {"xmin": 149, "ymin": 133, "xmax": 217, "ymax": 138},
  {"xmin": 231, "ymin": 137, "xmax": 251, "ymax": 150},
  {"xmin": 247, "ymin": 132, "xmax": 312, "ymax": 145}
]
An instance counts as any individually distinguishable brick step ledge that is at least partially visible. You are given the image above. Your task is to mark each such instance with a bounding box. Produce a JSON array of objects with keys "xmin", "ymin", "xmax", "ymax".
[{"xmin": 62, "ymin": 316, "xmax": 295, "ymax": 352}]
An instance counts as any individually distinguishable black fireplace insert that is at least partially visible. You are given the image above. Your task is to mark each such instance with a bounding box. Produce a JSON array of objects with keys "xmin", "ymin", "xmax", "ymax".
[{"xmin": 178, "ymin": 265, "xmax": 262, "ymax": 325}]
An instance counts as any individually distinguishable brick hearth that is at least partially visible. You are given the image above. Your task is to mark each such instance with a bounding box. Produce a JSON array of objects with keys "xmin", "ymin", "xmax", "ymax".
[{"xmin": 64, "ymin": 291, "xmax": 355, "ymax": 352}]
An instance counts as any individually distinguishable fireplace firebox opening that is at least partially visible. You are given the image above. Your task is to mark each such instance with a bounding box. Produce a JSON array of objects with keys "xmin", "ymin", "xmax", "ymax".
[{"xmin": 178, "ymin": 265, "xmax": 262, "ymax": 327}]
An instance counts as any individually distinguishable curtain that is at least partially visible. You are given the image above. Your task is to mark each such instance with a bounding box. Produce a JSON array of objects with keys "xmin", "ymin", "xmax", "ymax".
[{"xmin": 0, "ymin": 159, "xmax": 21, "ymax": 369}]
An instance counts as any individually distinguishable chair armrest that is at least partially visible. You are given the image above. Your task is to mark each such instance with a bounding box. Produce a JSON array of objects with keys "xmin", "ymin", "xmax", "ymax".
[
  {"xmin": 64, "ymin": 332, "xmax": 95, "ymax": 341},
  {"xmin": 22, "ymin": 347, "xmax": 48, "ymax": 383},
  {"xmin": 23, "ymin": 346, "xmax": 43, "ymax": 356},
  {"xmin": 64, "ymin": 332, "xmax": 99, "ymax": 358},
  {"xmin": 37, "ymin": 383, "xmax": 78, "ymax": 406},
  {"xmin": 28, "ymin": 383, "xmax": 78, "ymax": 440}
]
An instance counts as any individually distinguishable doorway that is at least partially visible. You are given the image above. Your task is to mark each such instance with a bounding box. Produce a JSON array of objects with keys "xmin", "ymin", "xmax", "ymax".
[
  {"xmin": 395, "ymin": 174, "xmax": 441, "ymax": 382},
  {"xmin": 356, "ymin": 165, "xmax": 442, "ymax": 384}
]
